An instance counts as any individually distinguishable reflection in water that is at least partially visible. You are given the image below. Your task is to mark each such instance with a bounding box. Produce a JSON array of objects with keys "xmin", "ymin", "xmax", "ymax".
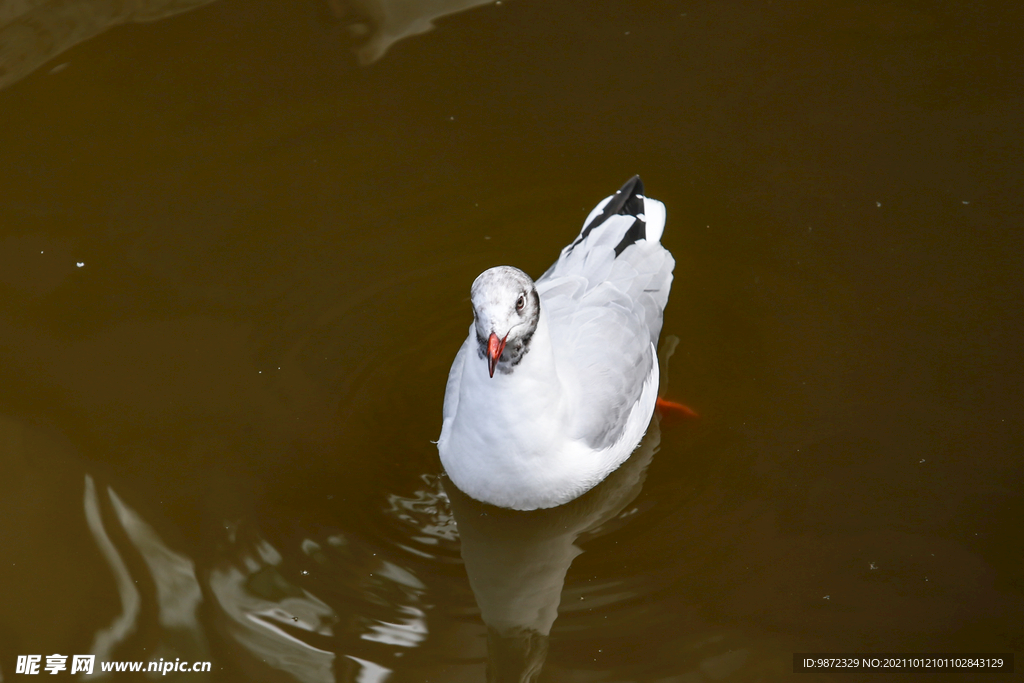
[
  {"xmin": 83, "ymin": 474, "xmax": 209, "ymax": 679},
  {"xmin": 80, "ymin": 464, "xmax": 417, "ymax": 683},
  {"xmin": 0, "ymin": 0, "xmax": 498, "ymax": 90},
  {"xmin": 0, "ymin": 0, "xmax": 216, "ymax": 91},
  {"xmin": 209, "ymin": 541, "xmax": 337, "ymax": 683},
  {"xmin": 330, "ymin": 0, "xmax": 497, "ymax": 64},
  {"xmin": 358, "ymin": 561, "xmax": 427, "ymax": 648},
  {"xmin": 107, "ymin": 488, "xmax": 207, "ymax": 662},
  {"xmin": 83, "ymin": 476, "xmax": 142, "ymax": 670},
  {"xmin": 446, "ymin": 417, "xmax": 660, "ymax": 682}
]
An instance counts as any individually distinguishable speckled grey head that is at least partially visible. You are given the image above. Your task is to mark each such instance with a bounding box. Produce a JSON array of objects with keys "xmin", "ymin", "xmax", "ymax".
[{"xmin": 470, "ymin": 266, "xmax": 541, "ymax": 377}]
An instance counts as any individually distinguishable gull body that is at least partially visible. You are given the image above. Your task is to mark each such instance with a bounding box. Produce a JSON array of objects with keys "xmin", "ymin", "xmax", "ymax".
[{"xmin": 438, "ymin": 176, "xmax": 674, "ymax": 510}]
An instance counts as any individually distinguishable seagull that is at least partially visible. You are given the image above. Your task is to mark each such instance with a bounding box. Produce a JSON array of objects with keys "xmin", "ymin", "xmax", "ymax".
[{"xmin": 437, "ymin": 176, "xmax": 675, "ymax": 510}]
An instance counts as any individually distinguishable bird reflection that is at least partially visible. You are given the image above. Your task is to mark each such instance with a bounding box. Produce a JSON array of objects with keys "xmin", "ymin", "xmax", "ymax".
[{"xmin": 444, "ymin": 417, "xmax": 660, "ymax": 683}]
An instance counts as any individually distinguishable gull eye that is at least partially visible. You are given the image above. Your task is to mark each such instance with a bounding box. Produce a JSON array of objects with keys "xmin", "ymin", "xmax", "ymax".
[{"xmin": 516, "ymin": 294, "xmax": 525, "ymax": 311}]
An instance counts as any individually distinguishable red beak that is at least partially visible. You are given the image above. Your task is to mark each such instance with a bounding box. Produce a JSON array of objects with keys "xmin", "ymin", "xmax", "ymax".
[{"xmin": 487, "ymin": 332, "xmax": 508, "ymax": 378}]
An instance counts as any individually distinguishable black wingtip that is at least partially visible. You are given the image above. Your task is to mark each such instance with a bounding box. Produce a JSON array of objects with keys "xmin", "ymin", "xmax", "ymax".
[
  {"xmin": 619, "ymin": 175, "xmax": 645, "ymax": 219},
  {"xmin": 567, "ymin": 175, "xmax": 650, "ymax": 257},
  {"xmin": 578, "ymin": 176, "xmax": 646, "ymax": 235},
  {"xmin": 618, "ymin": 175, "xmax": 644, "ymax": 197},
  {"xmin": 611, "ymin": 175, "xmax": 647, "ymax": 257}
]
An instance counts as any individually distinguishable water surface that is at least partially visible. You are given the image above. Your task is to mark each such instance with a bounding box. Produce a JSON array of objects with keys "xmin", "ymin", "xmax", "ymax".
[{"xmin": 0, "ymin": 0, "xmax": 1021, "ymax": 681}]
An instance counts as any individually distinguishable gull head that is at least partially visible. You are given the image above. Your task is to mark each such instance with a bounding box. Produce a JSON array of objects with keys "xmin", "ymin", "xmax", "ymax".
[{"xmin": 470, "ymin": 266, "xmax": 540, "ymax": 377}]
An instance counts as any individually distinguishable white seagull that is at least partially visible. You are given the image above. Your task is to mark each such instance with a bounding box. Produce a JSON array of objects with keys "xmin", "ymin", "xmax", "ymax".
[{"xmin": 438, "ymin": 176, "xmax": 675, "ymax": 510}]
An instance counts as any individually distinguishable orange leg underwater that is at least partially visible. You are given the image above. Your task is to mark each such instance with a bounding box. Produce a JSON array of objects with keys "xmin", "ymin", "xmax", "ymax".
[{"xmin": 655, "ymin": 396, "xmax": 699, "ymax": 420}]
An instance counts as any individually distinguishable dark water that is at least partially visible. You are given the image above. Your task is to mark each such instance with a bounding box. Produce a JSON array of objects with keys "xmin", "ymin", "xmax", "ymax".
[{"xmin": 1, "ymin": 0, "xmax": 1021, "ymax": 681}]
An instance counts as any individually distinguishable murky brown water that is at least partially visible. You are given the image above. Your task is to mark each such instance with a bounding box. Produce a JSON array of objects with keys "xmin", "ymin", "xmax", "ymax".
[{"xmin": 1, "ymin": 0, "xmax": 1021, "ymax": 681}]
